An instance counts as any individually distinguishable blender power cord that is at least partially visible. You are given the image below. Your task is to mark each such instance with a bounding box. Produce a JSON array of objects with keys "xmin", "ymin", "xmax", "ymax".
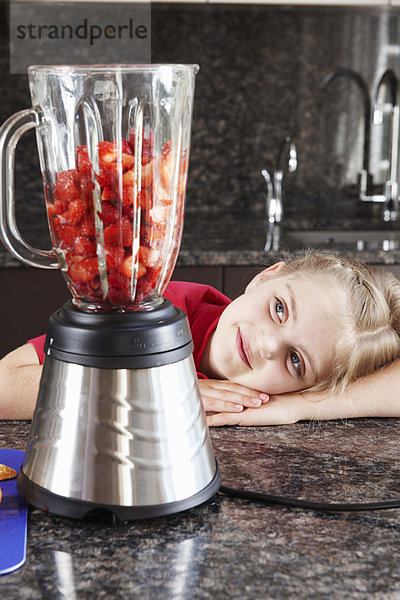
[{"xmin": 219, "ymin": 484, "xmax": 400, "ymax": 512}]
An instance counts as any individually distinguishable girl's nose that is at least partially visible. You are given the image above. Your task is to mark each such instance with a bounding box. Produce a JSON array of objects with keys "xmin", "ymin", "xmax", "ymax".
[{"xmin": 258, "ymin": 331, "xmax": 280, "ymax": 360}]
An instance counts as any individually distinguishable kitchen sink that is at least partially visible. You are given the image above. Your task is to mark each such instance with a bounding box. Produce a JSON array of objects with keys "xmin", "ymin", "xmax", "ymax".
[{"xmin": 286, "ymin": 230, "xmax": 400, "ymax": 251}]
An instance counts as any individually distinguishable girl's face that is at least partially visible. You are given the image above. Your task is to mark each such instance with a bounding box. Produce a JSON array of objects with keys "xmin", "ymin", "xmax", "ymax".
[{"xmin": 204, "ymin": 268, "xmax": 346, "ymax": 394}]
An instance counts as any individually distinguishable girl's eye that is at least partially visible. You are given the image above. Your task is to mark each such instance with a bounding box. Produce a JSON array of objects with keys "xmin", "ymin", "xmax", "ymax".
[
  {"xmin": 275, "ymin": 299, "xmax": 285, "ymax": 322},
  {"xmin": 290, "ymin": 351, "xmax": 302, "ymax": 377}
]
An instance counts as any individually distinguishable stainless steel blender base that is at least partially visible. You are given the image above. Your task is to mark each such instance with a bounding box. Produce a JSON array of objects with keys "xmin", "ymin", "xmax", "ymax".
[{"xmin": 18, "ymin": 355, "xmax": 220, "ymax": 519}]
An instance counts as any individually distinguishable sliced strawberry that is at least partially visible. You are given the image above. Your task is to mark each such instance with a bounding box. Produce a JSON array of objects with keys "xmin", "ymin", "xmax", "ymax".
[
  {"xmin": 101, "ymin": 186, "xmax": 117, "ymax": 202},
  {"xmin": 120, "ymin": 138, "xmax": 134, "ymax": 155},
  {"xmin": 103, "ymin": 224, "xmax": 121, "ymax": 247},
  {"xmin": 122, "ymin": 183, "xmax": 135, "ymax": 207},
  {"xmin": 98, "ymin": 141, "xmax": 135, "ymax": 170},
  {"xmin": 95, "ymin": 162, "xmax": 119, "ymax": 188},
  {"xmin": 121, "ymin": 217, "xmax": 133, "ymax": 247},
  {"xmin": 121, "ymin": 153, "xmax": 135, "ymax": 171},
  {"xmin": 98, "ymin": 141, "xmax": 115, "ymax": 162},
  {"xmin": 123, "ymin": 169, "xmax": 135, "ymax": 187},
  {"xmin": 53, "ymin": 221, "xmax": 76, "ymax": 248},
  {"xmin": 80, "ymin": 214, "xmax": 96, "ymax": 237},
  {"xmin": 105, "ymin": 246, "xmax": 125, "ymax": 268},
  {"xmin": 68, "ymin": 256, "xmax": 99, "ymax": 283},
  {"xmin": 136, "ymin": 266, "xmax": 162, "ymax": 302},
  {"xmin": 141, "ymin": 160, "xmax": 153, "ymax": 188},
  {"xmin": 98, "ymin": 202, "xmax": 120, "ymax": 226},
  {"xmin": 123, "ymin": 161, "xmax": 152, "ymax": 189},
  {"xmin": 122, "ymin": 204, "xmax": 134, "ymax": 220},
  {"xmin": 46, "ymin": 202, "xmax": 57, "ymax": 218},
  {"xmin": 161, "ymin": 148, "xmax": 173, "ymax": 190},
  {"xmin": 107, "ymin": 268, "xmax": 131, "ymax": 304},
  {"xmin": 64, "ymin": 198, "xmax": 87, "ymax": 226},
  {"xmin": 55, "ymin": 170, "xmax": 79, "ymax": 201},
  {"xmin": 77, "ymin": 173, "xmax": 95, "ymax": 198},
  {"xmin": 139, "ymin": 245, "xmax": 160, "ymax": 268},
  {"xmin": 149, "ymin": 204, "xmax": 169, "ymax": 226},
  {"xmin": 76, "ymin": 146, "xmax": 92, "ymax": 174},
  {"xmin": 74, "ymin": 236, "xmax": 97, "ymax": 257},
  {"xmin": 141, "ymin": 222, "xmax": 166, "ymax": 242},
  {"xmin": 119, "ymin": 255, "xmax": 146, "ymax": 280},
  {"xmin": 128, "ymin": 130, "xmax": 154, "ymax": 164},
  {"xmin": 137, "ymin": 188, "xmax": 152, "ymax": 210}
]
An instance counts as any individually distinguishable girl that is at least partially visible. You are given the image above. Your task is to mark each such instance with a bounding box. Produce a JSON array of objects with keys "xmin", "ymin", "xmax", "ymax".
[{"xmin": 1, "ymin": 251, "xmax": 400, "ymax": 424}]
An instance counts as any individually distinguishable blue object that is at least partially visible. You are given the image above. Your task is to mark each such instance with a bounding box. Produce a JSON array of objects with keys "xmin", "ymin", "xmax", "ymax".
[{"xmin": 0, "ymin": 449, "xmax": 27, "ymax": 575}]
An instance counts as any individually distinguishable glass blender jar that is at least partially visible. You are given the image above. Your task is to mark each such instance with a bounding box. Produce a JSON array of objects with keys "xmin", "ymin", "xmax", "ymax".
[{"xmin": 0, "ymin": 65, "xmax": 220, "ymax": 520}]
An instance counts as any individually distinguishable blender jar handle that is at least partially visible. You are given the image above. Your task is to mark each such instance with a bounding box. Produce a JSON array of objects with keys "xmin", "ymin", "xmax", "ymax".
[{"xmin": 0, "ymin": 108, "xmax": 58, "ymax": 269}]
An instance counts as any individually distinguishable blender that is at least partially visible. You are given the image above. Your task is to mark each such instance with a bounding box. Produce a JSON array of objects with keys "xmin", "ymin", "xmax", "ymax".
[{"xmin": 0, "ymin": 64, "xmax": 220, "ymax": 519}]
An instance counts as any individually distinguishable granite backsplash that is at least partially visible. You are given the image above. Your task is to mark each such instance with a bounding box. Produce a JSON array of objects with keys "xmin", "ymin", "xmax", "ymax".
[{"xmin": 0, "ymin": 2, "xmax": 400, "ymax": 264}]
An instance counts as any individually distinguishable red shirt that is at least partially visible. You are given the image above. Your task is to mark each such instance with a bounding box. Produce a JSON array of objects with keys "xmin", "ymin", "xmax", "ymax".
[{"xmin": 27, "ymin": 281, "xmax": 231, "ymax": 378}]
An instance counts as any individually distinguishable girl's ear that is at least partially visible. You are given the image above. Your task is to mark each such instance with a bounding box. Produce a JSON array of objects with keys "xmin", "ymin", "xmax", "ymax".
[{"xmin": 245, "ymin": 262, "xmax": 286, "ymax": 292}]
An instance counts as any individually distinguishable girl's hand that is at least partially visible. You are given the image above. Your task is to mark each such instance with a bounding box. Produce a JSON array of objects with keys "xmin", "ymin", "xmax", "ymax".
[
  {"xmin": 206, "ymin": 392, "xmax": 309, "ymax": 427},
  {"xmin": 198, "ymin": 379, "xmax": 269, "ymax": 415}
]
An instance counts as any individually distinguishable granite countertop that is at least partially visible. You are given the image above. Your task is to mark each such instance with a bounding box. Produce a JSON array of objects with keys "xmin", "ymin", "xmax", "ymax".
[{"xmin": 2, "ymin": 418, "xmax": 400, "ymax": 598}]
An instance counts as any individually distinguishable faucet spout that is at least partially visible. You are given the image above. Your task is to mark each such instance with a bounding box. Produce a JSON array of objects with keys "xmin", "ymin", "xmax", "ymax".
[
  {"xmin": 373, "ymin": 69, "xmax": 399, "ymax": 221},
  {"xmin": 261, "ymin": 136, "xmax": 297, "ymax": 252},
  {"xmin": 322, "ymin": 68, "xmax": 371, "ymax": 178}
]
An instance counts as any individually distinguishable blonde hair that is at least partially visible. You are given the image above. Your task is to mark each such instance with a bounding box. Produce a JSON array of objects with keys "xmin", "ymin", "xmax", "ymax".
[{"xmin": 281, "ymin": 251, "xmax": 400, "ymax": 394}]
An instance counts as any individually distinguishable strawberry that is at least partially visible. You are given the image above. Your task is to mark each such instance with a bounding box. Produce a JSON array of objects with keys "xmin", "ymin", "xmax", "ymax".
[
  {"xmin": 121, "ymin": 153, "xmax": 135, "ymax": 171},
  {"xmin": 119, "ymin": 255, "xmax": 146, "ymax": 280},
  {"xmin": 161, "ymin": 146, "xmax": 173, "ymax": 190},
  {"xmin": 68, "ymin": 256, "xmax": 99, "ymax": 283},
  {"xmin": 122, "ymin": 204, "xmax": 134, "ymax": 220},
  {"xmin": 64, "ymin": 198, "xmax": 87, "ymax": 226},
  {"xmin": 122, "ymin": 183, "xmax": 135, "ymax": 207},
  {"xmin": 101, "ymin": 186, "xmax": 118, "ymax": 202},
  {"xmin": 135, "ymin": 266, "xmax": 162, "ymax": 302},
  {"xmin": 123, "ymin": 161, "xmax": 152, "ymax": 189},
  {"xmin": 80, "ymin": 214, "xmax": 96, "ymax": 237},
  {"xmin": 123, "ymin": 169, "xmax": 135, "ymax": 187},
  {"xmin": 98, "ymin": 141, "xmax": 115, "ymax": 163},
  {"xmin": 76, "ymin": 146, "xmax": 92, "ymax": 174},
  {"xmin": 98, "ymin": 202, "xmax": 119, "ymax": 226},
  {"xmin": 55, "ymin": 170, "xmax": 79, "ymax": 201},
  {"xmin": 149, "ymin": 204, "xmax": 169, "ymax": 226},
  {"xmin": 105, "ymin": 246, "xmax": 125, "ymax": 268},
  {"xmin": 141, "ymin": 160, "xmax": 153, "ymax": 188},
  {"xmin": 103, "ymin": 224, "xmax": 120, "ymax": 247},
  {"xmin": 139, "ymin": 245, "xmax": 160, "ymax": 268},
  {"xmin": 141, "ymin": 222, "xmax": 166, "ymax": 242},
  {"xmin": 52, "ymin": 198, "xmax": 69, "ymax": 214},
  {"xmin": 122, "ymin": 139, "xmax": 134, "ymax": 155},
  {"xmin": 74, "ymin": 235, "xmax": 97, "ymax": 257},
  {"xmin": 77, "ymin": 173, "xmax": 95, "ymax": 198},
  {"xmin": 128, "ymin": 130, "xmax": 154, "ymax": 163},
  {"xmin": 107, "ymin": 268, "xmax": 131, "ymax": 304},
  {"xmin": 98, "ymin": 141, "xmax": 135, "ymax": 170},
  {"xmin": 53, "ymin": 220, "xmax": 76, "ymax": 248},
  {"xmin": 95, "ymin": 162, "xmax": 119, "ymax": 188},
  {"xmin": 137, "ymin": 188, "xmax": 152, "ymax": 210},
  {"xmin": 121, "ymin": 217, "xmax": 133, "ymax": 247}
]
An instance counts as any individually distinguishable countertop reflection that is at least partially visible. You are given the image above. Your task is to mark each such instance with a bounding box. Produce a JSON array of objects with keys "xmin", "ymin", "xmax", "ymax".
[{"xmin": 2, "ymin": 419, "xmax": 400, "ymax": 599}]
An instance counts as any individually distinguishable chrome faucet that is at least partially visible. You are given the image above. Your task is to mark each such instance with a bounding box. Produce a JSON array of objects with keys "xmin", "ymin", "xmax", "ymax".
[
  {"xmin": 262, "ymin": 135, "xmax": 297, "ymax": 252},
  {"xmin": 321, "ymin": 68, "xmax": 373, "ymax": 199},
  {"xmin": 373, "ymin": 69, "xmax": 400, "ymax": 222}
]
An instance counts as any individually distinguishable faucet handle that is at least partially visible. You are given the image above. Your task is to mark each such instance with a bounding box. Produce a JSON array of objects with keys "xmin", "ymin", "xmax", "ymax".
[
  {"xmin": 276, "ymin": 135, "xmax": 298, "ymax": 174},
  {"xmin": 261, "ymin": 169, "xmax": 273, "ymax": 200}
]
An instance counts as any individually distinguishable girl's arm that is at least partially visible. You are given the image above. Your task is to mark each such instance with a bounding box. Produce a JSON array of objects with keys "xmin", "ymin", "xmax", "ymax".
[
  {"xmin": 206, "ymin": 359, "xmax": 400, "ymax": 426},
  {"xmin": 0, "ymin": 344, "xmax": 42, "ymax": 420}
]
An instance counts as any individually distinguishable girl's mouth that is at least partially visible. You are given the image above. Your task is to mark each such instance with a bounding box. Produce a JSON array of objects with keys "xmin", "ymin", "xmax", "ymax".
[{"xmin": 236, "ymin": 328, "xmax": 252, "ymax": 369}]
